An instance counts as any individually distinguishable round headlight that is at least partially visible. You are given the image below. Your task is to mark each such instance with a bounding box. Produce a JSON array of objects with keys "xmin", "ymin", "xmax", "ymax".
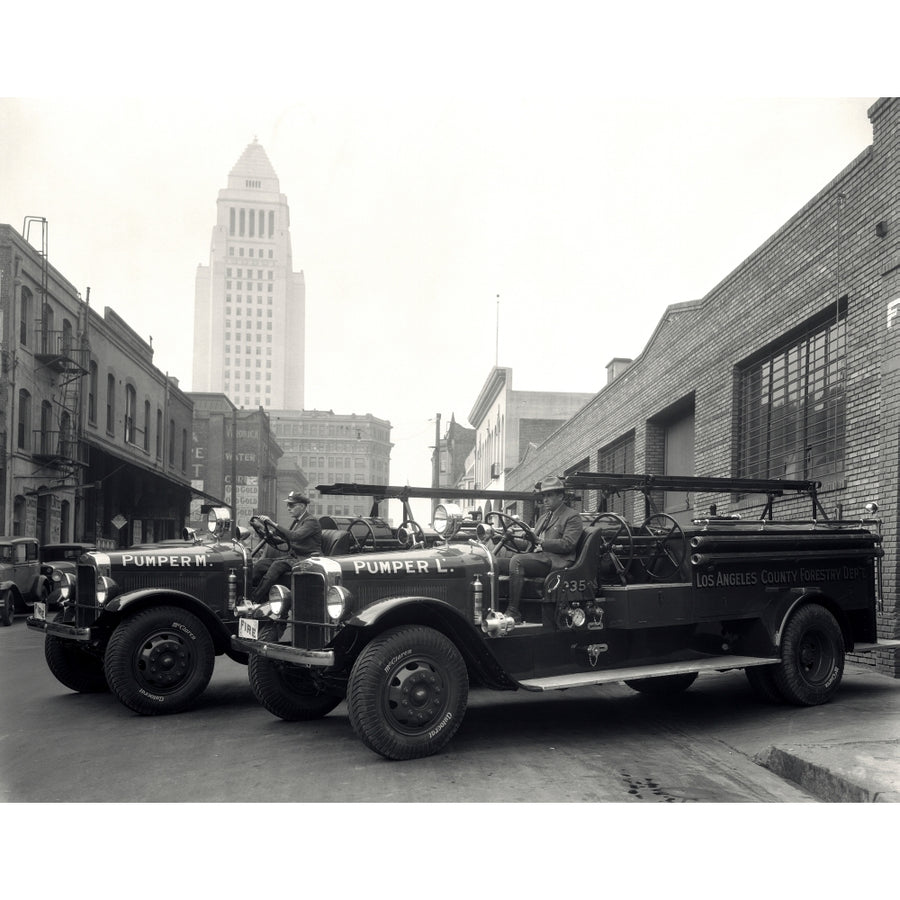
[
  {"xmin": 267, "ymin": 585, "xmax": 291, "ymax": 618},
  {"xmin": 433, "ymin": 503, "xmax": 463, "ymax": 538},
  {"xmin": 96, "ymin": 575, "xmax": 116, "ymax": 605},
  {"xmin": 59, "ymin": 572, "xmax": 75, "ymax": 601},
  {"xmin": 326, "ymin": 585, "xmax": 351, "ymax": 622}
]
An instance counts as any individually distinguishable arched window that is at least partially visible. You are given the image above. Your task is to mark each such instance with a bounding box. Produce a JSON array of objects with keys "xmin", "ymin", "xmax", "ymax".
[
  {"xmin": 125, "ymin": 384, "xmax": 136, "ymax": 444},
  {"xmin": 19, "ymin": 287, "xmax": 32, "ymax": 346},
  {"xmin": 144, "ymin": 400, "xmax": 151, "ymax": 452},
  {"xmin": 168, "ymin": 419, "xmax": 175, "ymax": 464},
  {"xmin": 106, "ymin": 374, "xmax": 116, "ymax": 434},
  {"xmin": 42, "ymin": 305, "xmax": 54, "ymax": 354},
  {"xmin": 88, "ymin": 361, "xmax": 98, "ymax": 423},
  {"xmin": 62, "ymin": 318, "xmax": 74, "ymax": 354},
  {"xmin": 17, "ymin": 389, "xmax": 31, "ymax": 450},
  {"xmin": 40, "ymin": 401, "xmax": 53, "ymax": 454}
]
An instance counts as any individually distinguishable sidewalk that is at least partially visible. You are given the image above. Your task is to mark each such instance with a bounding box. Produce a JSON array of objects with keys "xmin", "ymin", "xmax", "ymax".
[{"xmin": 749, "ymin": 665, "xmax": 900, "ymax": 802}]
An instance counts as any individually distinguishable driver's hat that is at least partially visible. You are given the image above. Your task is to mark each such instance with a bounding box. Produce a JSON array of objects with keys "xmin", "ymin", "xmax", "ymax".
[
  {"xmin": 285, "ymin": 490, "xmax": 310, "ymax": 505},
  {"xmin": 536, "ymin": 475, "xmax": 565, "ymax": 494}
]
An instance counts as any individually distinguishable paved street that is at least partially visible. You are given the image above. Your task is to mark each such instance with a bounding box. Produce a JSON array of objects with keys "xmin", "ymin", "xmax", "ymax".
[{"xmin": 2, "ymin": 614, "xmax": 897, "ymax": 803}]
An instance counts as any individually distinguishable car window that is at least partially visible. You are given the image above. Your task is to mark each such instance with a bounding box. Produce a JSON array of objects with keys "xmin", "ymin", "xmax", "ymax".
[
  {"xmin": 26, "ymin": 542, "xmax": 38, "ymax": 561},
  {"xmin": 0, "ymin": 546, "xmax": 11, "ymax": 563}
]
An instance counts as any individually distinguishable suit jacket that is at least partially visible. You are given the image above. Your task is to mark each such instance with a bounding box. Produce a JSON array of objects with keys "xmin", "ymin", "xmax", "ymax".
[
  {"xmin": 533, "ymin": 504, "xmax": 584, "ymax": 568},
  {"xmin": 274, "ymin": 511, "xmax": 322, "ymax": 559}
]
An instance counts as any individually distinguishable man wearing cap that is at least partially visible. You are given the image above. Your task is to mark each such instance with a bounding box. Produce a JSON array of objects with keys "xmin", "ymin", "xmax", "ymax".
[
  {"xmin": 499, "ymin": 474, "xmax": 583, "ymax": 624},
  {"xmin": 250, "ymin": 491, "xmax": 323, "ymax": 603}
]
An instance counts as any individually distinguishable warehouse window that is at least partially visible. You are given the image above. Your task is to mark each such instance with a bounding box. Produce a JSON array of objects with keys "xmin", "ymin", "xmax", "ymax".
[
  {"xmin": 597, "ymin": 432, "xmax": 635, "ymax": 518},
  {"xmin": 737, "ymin": 308, "xmax": 846, "ymax": 485}
]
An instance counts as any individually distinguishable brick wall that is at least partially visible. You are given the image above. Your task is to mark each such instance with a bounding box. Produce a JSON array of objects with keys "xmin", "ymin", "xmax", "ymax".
[{"xmin": 505, "ymin": 98, "xmax": 900, "ymax": 675}]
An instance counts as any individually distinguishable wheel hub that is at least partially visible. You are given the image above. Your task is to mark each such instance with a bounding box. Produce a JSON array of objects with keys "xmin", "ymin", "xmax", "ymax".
[
  {"xmin": 387, "ymin": 661, "xmax": 445, "ymax": 730},
  {"xmin": 137, "ymin": 633, "xmax": 191, "ymax": 689}
]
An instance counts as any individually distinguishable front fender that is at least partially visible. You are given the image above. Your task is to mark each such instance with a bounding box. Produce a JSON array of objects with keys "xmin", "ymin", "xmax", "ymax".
[
  {"xmin": 338, "ymin": 596, "xmax": 516, "ymax": 690},
  {"xmin": 102, "ymin": 590, "xmax": 237, "ymax": 654}
]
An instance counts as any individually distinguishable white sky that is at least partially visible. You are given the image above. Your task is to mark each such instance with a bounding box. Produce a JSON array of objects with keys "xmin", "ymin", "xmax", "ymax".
[{"xmin": 0, "ymin": 5, "xmax": 892, "ymax": 522}]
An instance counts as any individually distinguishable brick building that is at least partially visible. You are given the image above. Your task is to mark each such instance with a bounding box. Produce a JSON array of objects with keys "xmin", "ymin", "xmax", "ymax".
[
  {"xmin": 1, "ymin": 220, "xmax": 194, "ymax": 547},
  {"xmin": 500, "ymin": 97, "xmax": 900, "ymax": 676},
  {"xmin": 187, "ymin": 394, "xmax": 282, "ymax": 528}
]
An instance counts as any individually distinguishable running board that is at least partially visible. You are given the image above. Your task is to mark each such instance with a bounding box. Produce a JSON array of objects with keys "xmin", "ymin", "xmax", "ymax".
[
  {"xmin": 516, "ymin": 654, "xmax": 778, "ymax": 692},
  {"xmin": 852, "ymin": 639, "xmax": 900, "ymax": 652}
]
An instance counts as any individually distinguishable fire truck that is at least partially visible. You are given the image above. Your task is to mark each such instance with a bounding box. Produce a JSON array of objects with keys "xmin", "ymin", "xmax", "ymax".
[
  {"xmin": 232, "ymin": 474, "xmax": 900, "ymax": 760},
  {"xmin": 25, "ymin": 509, "xmax": 330, "ymax": 715}
]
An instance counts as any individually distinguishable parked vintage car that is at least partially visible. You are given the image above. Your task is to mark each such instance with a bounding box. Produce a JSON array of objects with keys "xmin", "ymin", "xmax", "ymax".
[
  {"xmin": 0, "ymin": 536, "xmax": 51, "ymax": 626},
  {"xmin": 40, "ymin": 542, "xmax": 96, "ymax": 610},
  {"xmin": 232, "ymin": 475, "xmax": 900, "ymax": 760}
]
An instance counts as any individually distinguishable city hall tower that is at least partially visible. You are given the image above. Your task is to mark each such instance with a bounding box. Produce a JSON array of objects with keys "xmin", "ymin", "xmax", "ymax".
[{"xmin": 192, "ymin": 140, "xmax": 305, "ymax": 409}]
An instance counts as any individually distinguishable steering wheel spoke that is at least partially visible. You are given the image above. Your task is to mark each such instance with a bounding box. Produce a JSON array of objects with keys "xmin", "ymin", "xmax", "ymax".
[
  {"xmin": 249, "ymin": 516, "xmax": 290, "ymax": 553},
  {"xmin": 589, "ymin": 513, "xmax": 635, "ymax": 585},
  {"xmin": 484, "ymin": 512, "xmax": 538, "ymax": 552},
  {"xmin": 639, "ymin": 514, "xmax": 687, "ymax": 581}
]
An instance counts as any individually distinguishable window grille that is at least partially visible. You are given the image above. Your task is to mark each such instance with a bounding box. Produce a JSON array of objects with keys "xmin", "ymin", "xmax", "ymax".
[
  {"xmin": 597, "ymin": 434, "xmax": 635, "ymax": 518},
  {"xmin": 737, "ymin": 312, "xmax": 846, "ymax": 483}
]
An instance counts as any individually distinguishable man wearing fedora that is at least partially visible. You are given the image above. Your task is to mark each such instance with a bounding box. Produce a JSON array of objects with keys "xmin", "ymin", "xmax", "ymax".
[
  {"xmin": 500, "ymin": 474, "xmax": 583, "ymax": 624},
  {"xmin": 250, "ymin": 490, "xmax": 323, "ymax": 603}
]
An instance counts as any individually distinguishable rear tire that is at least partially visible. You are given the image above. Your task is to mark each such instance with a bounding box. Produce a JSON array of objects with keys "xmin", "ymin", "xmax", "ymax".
[
  {"xmin": 249, "ymin": 625, "xmax": 341, "ymax": 721},
  {"xmin": 624, "ymin": 672, "xmax": 698, "ymax": 696},
  {"xmin": 774, "ymin": 604, "xmax": 844, "ymax": 706},
  {"xmin": 347, "ymin": 626, "xmax": 468, "ymax": 760},
  {"xmin": 45, "ymin": 616, "xmax": 109, "ymax": 693}
]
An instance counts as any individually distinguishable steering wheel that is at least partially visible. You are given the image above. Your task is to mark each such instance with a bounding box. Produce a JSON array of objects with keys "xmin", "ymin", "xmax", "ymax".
[
  {"xmin": 639, "ymin": 513, "xmax": 687, "ymax": 581},
  {"xmin": 589, "ymin": 513, "xmax": 635, "ymax": 585},
  {"xmin": 398, "ymin": 519, "xmax": 426, "ymax": 549},
  {"xmin": 484, "ymin": 511, "xmax": 538, "ymax": 552},
  {"xmin": 347, "ymin": 518, "xmax": 377, "ymax": 552},
  {"xmin": 249, "ymin": 516, "xmax": 290, "ymax": 553}
]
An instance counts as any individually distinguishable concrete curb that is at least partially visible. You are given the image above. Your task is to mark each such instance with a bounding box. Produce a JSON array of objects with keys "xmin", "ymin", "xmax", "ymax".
[{"xmin": 756, "ymin": 742, "xmax": 900, "ymax": 803}]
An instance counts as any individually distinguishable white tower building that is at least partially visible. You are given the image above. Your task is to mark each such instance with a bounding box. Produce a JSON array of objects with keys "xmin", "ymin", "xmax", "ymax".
[{"xmin": 192, "ymin": 140, "xmax": 305, "ymax": 409}]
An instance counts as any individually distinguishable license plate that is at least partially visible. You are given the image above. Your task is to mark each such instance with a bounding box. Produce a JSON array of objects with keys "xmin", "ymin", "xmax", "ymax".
[
  {"xmin": 34, "ymin": 601, "xmax": 47, "ymax": 621},
  {"xmin": 239, "ymin": 618, "xmax": 259, "ymax": 640}
]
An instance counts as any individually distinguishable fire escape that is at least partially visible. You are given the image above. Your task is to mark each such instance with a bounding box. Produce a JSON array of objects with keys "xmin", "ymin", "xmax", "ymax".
[{"xmin": 25, "ymin": 216, "xmax": 89, "ymax": 486}]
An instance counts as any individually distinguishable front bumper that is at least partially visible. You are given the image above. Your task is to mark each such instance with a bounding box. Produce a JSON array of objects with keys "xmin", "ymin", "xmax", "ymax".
[
  {"xmin": 26, "ymin": 616, "xmax": 92, "ymax": 642},
  {"xmin": 231, "ymin": 635, "xmax": 335, "ymax": 667}
]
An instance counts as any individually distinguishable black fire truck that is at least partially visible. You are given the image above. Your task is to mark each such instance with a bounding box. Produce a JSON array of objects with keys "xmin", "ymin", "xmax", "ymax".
[
  {"xmin": 232, "ymin": 474, "xmax": 900, "ymax": 760},
  {"xmin": 25, "ymin": 509, "xmax": 357, "ymax": 715}
]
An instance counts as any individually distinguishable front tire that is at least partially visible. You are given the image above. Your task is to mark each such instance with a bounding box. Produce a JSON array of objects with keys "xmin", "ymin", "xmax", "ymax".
[
  {"xmin": 249, "ymin": 626, "xmax": 342, "ymax": 721},
  {"xmin": 347, "ymin": 626, "xmax": 468, "ymax": 760},
  {"xmin": 774, "ymin": 604, "xmax": 844, "ymax": 706},
  {"xmin": 624, "ymin": 672, "xmax": 697, "ymax": 696},
  {"xmin": 104, "ymin": 606, "xmax": 215, "ymax": 715}
]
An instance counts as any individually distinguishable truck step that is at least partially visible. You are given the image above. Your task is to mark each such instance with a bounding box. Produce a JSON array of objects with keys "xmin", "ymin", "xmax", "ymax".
[
  {"xmin": 852, "ymin": 639, "xmax": 900, "ymax": 652},
  {"xmin": 517, "ymin": 654, "xmax": 778, "ymax": 692}
]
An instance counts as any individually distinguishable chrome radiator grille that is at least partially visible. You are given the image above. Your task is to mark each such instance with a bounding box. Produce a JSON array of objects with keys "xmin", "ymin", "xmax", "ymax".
[{"xmin": 291, "ymin": 571, "xmax": 333, "ymax": 650}]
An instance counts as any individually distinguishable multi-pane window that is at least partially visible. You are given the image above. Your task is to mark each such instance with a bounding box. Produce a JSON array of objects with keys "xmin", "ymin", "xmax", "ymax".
[
  {"xmin": 737, "ymin": 313, "xmax": 846, "ymax": 483},
  {"xmin": 598, "ymin": 433, "xmax": 635, "ymax": 518}
]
